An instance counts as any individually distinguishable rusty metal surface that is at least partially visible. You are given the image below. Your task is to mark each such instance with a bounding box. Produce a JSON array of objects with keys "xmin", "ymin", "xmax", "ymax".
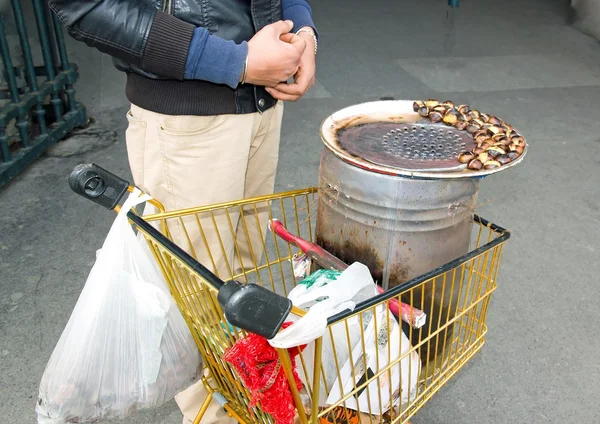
[{"xmin": 337, "ymin": 121, "xmax": 476, "ymax": 171}]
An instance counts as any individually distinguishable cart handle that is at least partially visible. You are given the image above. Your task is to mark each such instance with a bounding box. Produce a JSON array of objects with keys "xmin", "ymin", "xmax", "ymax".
[{"xmin": 69, "ymin": 163, "xmax": 165, "ymax": 213}]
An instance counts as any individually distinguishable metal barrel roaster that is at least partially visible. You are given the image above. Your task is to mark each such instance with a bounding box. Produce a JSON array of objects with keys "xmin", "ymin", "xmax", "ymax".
[{"xmin": 315, "ymin": 100, "xmax": 526, "ymax": 377}]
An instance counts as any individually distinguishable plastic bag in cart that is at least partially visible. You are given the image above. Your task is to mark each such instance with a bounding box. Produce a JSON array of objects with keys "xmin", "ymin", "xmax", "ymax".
[
  {"xmin": 326, "ymin": 302, "xmax": 421, "ymax": 415},
  {"xmin": 269, "ymin": 263, "xmax": 380, "ymax": 407},
  {"xmin": 35, "ymin": 189, "xmax": 203, "ymax": 424}
]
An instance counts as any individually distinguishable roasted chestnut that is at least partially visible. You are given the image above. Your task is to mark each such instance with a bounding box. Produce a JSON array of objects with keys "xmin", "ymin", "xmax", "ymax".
[
  {"xmin": 458, "ymin": 104, "xmax": 471, "ymax": 114},
  {"xmin": 458, "ymin": 151, "xmax": 476, "ymax": 163},
  {"xmin": 455, "ymin": 120, "xmax": 467, "ymax": 131},
  {"xmin": 468, "ymin": 110, "xmax": 480, "ymax": 120},
  {"xmin": 443, "ymin": 100, "xmax": 455, "ymax": 108},
  {"xmin": 496, "ymin": 154, "xmax": 511, "ymax": 165},
  {"xmin": 473, "ymin": 129, "xmax": 488, "ymax": 138},
  {"xmin": 487, "ymin": 146, "xmax": 505, "ymax": 158},
  {"xmin": 483, "ymin": 160, "xmax": 501, "ymax": 170},
  {"xmin": 477, "ymin": 152, "xmax": 490, "ymax": 163},
  {"xmin": 418, "ymin": 106, "xmax": 429, "ymax": 117},
  {"xmin": 468, "ymin": 158, "xmax": 483, "ymax": 170},
  {"xmin": 483, "ymin": 124, "xmax": 502, "ymax": 135},
  {"xmin": 466, "ymin": 124, "xmax": 480, "ymax": 134},
  {"xmin": 511, "ymin": 135, "xmax": 525, "ymax": 145},
  {"xmin": 475, "ymin": 134, "xmax": 490, "ymax": 143},
  {"xmin": 443, "ymin": 109, "xmax": 459, "ymax": 125},
  {"xmin": 507, "ymin": 151, "xmax": 520, "ymax": 161},
  {"xmin": 487, "ymin": 116, "xmax": 503, "ymax": 126},
  {"xmin": 426, "ymin": 99, "xmax": 440, "ymax": 108},
  {"xmin": 429, "ymin": 111, "xmax": 443, "ymax": 123},
  {"xmin": 494, "ymin": 135, "xmax": 510, "ymax": 145},
  {"xmin": 413, "ymin": 101, "xmax": 425, "ymax": 112},
  {"xmin": 508, "ymin": 144, "xmax": 525, "ymax": 154}
]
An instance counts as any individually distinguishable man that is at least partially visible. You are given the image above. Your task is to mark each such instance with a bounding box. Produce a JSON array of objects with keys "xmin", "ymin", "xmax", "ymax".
[{"xmin": 49, "ymin": 0, "xmax": 318, "ymax": 422}]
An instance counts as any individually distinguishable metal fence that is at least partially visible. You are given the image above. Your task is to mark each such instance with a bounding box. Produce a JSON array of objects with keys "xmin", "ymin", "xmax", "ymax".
[{"xmin": 0, "ymin": 0, "xmax": 87, "ymax": 188}]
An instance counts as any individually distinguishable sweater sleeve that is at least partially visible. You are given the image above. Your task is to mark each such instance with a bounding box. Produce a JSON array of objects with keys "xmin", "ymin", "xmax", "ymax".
[
  {"xmin": 184, "ymin": 27, "xmax": 248, "ymax": 89},
  {"xmin": 282, "ymin": 0, "xmax": 319, "ymax": 39}
]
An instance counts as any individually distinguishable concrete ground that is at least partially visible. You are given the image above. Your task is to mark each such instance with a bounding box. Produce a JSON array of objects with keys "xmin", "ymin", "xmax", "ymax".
[{"xmin": 1, "ymin": 0, "xmax": 600, "ymax": 423}]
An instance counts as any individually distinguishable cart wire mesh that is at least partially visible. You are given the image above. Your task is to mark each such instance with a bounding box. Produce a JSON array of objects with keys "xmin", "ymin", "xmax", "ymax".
[{"xmin": 128, "ymin": 187, "xmax": 509, "ymax": 424}]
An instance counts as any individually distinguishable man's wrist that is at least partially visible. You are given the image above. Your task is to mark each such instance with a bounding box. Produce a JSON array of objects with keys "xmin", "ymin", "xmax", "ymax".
[{"xmin": 296, "ymin": 26, "xmax": 317, "ymax": 55}]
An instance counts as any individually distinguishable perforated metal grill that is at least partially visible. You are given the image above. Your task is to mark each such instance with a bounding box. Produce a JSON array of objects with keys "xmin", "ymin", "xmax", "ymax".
[{"xmin": 336, "ymin": 121, "xmax": 477, "ymax": 171}]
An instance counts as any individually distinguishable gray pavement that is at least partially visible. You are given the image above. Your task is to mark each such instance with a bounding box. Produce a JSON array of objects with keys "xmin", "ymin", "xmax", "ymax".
[{"xmin": 1, "ymin": 0, "xmax": 600, "ymax": 423}]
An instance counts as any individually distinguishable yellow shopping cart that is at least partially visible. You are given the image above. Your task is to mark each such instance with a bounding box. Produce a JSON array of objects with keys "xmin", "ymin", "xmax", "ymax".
[{"xmin": 69, "ymin": 163, "xmax": 510, "ymax": 424}]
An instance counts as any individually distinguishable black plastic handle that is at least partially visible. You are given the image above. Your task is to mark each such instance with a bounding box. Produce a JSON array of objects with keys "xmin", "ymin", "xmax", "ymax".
[
  {"xmin": 69, "ymin": 163, "xmax": 130, "ymax": 210},
  {"xmin": 218, "ymin": 281, "xmax": 293, "ymax": 340}
]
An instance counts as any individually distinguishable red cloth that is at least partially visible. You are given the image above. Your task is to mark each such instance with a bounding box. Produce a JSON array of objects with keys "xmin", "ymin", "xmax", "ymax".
[{"xmin": 222, "ymin": 322, "xmax": 307, "ymax": 424}]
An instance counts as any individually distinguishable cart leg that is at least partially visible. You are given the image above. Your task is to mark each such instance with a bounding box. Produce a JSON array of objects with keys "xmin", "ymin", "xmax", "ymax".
[
  {"xmin": 223, "ymin": 404, "xmax": 245, "ymax": 423},
  {"xmin": 192, "ymin": 392, "xmax": 213, "ymax": 424},
  {"xmin": 192, "ymin": 393, "xmax": 245, "ymax": 424}
]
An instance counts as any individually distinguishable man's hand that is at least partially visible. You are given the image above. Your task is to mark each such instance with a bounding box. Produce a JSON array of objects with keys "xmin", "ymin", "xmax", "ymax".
[
  {"xmin": 265, "ymin": 28, "xmax": 316, "ymax": 102},
  {"xmin": 245, "ymin": 20, "xmax": 306, "ymax": 88}
]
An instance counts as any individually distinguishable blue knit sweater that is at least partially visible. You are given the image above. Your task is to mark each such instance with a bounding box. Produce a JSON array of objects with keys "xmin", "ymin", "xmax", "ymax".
[{"xmin": 184, "ymin": 0, "xmax": 317, "ymax": 89}]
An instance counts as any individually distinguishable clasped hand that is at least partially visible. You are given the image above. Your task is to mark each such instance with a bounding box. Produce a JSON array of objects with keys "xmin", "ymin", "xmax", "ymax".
[{"xmin": 245, "ymin": 20, "xmax": 316, "ymax": 102}]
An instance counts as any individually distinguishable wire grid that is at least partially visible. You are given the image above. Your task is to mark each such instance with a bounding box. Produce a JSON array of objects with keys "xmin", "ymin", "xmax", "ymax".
[{"xmin": 135, "ymin": 188, "xmax": 508, "ymax": 424}]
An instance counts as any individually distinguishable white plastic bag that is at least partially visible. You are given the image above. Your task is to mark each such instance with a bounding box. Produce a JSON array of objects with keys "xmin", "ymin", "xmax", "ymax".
[
  {"xmin": 326, "ymin": 302, "xmax": 421, "ymax": 415},
  {"xmin": 36, "ymin": 189, "xmax": 203, "ymax": 424},
  {"xmin": 269, "ymin": 263, "xmax": 379, "ymax": 407},
  {"xmin": 269, "ymin": 263, "xmax": 420, "ymax": 411},
  {"xmin": 269, "ymin": 263, "xmax": 377, "ymax": 349}
]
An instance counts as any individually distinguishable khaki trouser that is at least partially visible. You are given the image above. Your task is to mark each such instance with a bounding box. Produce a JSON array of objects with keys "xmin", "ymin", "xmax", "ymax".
[{"xmin": 124, "ymin": 100, "xmax": 285, "ymax": 424}]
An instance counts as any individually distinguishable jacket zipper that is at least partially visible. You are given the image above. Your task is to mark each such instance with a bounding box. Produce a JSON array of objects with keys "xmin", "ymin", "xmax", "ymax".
[{"xmin": 162, "ymin": 0, "xmax": 172, "ymax": 14}]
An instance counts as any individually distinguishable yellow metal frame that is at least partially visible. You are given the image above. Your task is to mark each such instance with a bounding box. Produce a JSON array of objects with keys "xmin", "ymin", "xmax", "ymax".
[{"xmin": 124, "ymin": 187, "xmax": 508, "ymax": 424}]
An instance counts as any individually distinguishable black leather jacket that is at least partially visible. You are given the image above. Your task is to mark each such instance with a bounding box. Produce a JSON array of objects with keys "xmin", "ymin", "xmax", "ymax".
[{"xmin": 49, "ymin": 0, "xmax": 283, "ymax": 115}]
